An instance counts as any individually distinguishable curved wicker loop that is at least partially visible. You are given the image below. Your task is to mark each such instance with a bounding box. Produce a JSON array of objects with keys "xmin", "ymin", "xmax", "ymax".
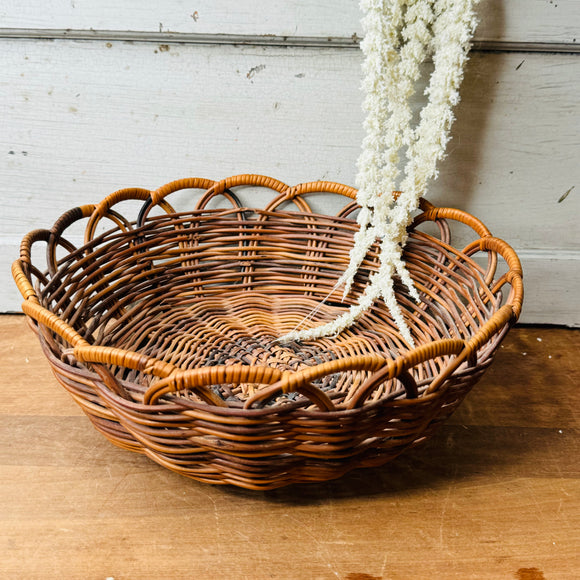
[
  {"xmin": 244, "ymin": 354, "xmax": 386, "ymax": 410},
  {"xmin": 241, "ymin": 381, "xmax": 337, "ymax": 412},
  {"xmin": 12, "ymin": 260, "xmax": 40, "ymax": 303},
  {"xmin": 264, "ymin": 191, "xmax": 313, "ymax": 214},
  {"xmin": 83, "ymin": 187, "xmax": 154, "ymax": 243},
  {"xmin": 336, "ymin": 200, "xmax": 360, "ymax": 219},
  {"xmin": 466, "ymin": 303, "xmax": 517, "ymax": 352},
  {"xmin": 18, "ymin": 228, "xmax": 51, "ymax": 265},
  {"xmin": 213, "ymin": 174, "xmax": 291, "ymax": 196},
  {"xmin": 72, "ymin": 345, "xmax": 177, "ymax": 378},
  {"xmin": 426, "ymin": 304, "xmax": 516, "ymax": 396},
  {"xmin": 147, "ymin": 374, "xmax": 226, "ymax": 407},
  {"xmin": 463, "ymin": 237, "xmax": 524, "ymax": 317},
  {"xmin": 46, "ymin": 205, "xmax": 97, "ymax": 275},
  {"xmin": 14, "ymin": 230, "xmax": 56, "ymax": 305},
  {"xmin": 135, "ymin": 177, "xmax": 218, "ymax": 226},
  {"xmin": 21, "ymin": 299, "xmax": 89, "ymax": 348},
  {"xmin": 346, "ymin": 338, "xmax": 466, "ymax": 408},
  {"xmin": 414, "ymin": 205, "xmax": 499, "ymax": 285},
  {"xmin": 413, "ymin": 205, "xmax": 492, "ymax": 239},
  {"xmin": 287, "ymin": 181, "xmax": 358, "ymax": 202},
  {"xmin": 84, "ymin": 188, "xmax": 178, "ymax": 246},
  {"xmin": 197, "ymin": 187, "xmax": 245, "ymax": 210},
  {"xmin": 142, "ymin": 364, "xmax": 287, "ymax": 406},
  {"xmin": 152, "ymin": 177, "xmax": 217, "ymax": 205},
  {"xmin": 393, "ymin": 370, "xmax": 419, "ymax": 398},
  {"xmin": 50, "ymin": 205, "xmax": 97, "ymax": 238},
  {"xmin": 263, "ymin": 180, "xmax": 358, "ymax": 214}
]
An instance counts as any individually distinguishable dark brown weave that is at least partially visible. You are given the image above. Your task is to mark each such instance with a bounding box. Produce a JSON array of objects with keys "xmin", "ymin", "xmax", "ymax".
[{"xmin": 13, "ymin": 175, "xmax": 523, "ymax": 489}]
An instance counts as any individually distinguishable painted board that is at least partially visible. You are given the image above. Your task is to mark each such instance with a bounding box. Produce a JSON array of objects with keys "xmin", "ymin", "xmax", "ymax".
[
  {"xmin": 1, "ymin": 40, "xmax": 578, "ymax": 324},
  {"xmin": 1, "ymin": 0, "xmax": 579, "ymax": 45}
]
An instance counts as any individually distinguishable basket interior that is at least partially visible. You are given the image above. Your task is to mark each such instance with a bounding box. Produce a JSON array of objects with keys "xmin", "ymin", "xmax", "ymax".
[{"xmin": 34, "ymin": 204, "xmax": 504, "ymax": 410}]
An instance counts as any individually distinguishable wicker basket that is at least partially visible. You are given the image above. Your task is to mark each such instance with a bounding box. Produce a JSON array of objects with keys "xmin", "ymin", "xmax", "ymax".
[{"xmin": 13, "ymin": 174, "xmax": 523, "ymax": 490}]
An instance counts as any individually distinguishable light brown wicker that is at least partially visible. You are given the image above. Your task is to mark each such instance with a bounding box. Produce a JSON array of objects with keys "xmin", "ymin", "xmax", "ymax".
[{"xmin": 13, "ymin": 174, "xmax": 523, "ymax": 490}]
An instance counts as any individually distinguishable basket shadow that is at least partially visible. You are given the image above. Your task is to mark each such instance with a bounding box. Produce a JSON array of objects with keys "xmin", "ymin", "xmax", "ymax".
[{"xmin": 220, "ymin": 420, "xmax": 544, "ymax": 504}]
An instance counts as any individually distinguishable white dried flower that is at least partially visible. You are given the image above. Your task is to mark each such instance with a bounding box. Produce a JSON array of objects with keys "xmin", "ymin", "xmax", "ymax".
[{"xmin": 280, "ymin": 0, "xmax": 479, "ymax": 346}]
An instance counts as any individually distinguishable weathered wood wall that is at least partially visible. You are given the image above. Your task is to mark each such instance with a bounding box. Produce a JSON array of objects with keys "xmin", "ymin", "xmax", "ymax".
[{"xmin": 1, "ymin": 1, "xmax": 579, "ymax": 324}]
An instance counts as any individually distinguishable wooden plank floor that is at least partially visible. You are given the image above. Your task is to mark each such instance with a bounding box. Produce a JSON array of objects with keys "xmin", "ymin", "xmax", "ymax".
[{"xmin": 1, "ymin": 315, "xmax": 578, "ymax": 579}]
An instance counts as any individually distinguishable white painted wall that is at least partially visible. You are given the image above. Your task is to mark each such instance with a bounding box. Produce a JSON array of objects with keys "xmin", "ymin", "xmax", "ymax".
[{"xmin": 2, "ymin": 2, "xmax": 579, "ymax": 325}]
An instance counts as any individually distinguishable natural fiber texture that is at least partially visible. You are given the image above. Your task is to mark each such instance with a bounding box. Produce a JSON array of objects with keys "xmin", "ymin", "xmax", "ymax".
[
  {"xmin": 14, "ymin": 175, "xmax": 523, "ymax": 490},
  {"xmin": 284, "ymin": 0, "xmax": 480, "ymax": 344}
]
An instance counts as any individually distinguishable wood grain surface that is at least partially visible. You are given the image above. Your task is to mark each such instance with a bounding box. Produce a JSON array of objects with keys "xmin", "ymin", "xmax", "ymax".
[{"xmin": 1, "ymin": 315, "xmax": 578, "ymax": 579}]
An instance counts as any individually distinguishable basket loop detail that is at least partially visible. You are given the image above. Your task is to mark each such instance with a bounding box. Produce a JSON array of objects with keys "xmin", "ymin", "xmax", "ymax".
[
  {"xmin": 142, "ymin": 364, "xmax": 287, "ymax": 406},
  {"xmin": 243, "ymin": 355, "xmax": 386, "ymax": 411},
  {"xmin": 415, "ymin": 206, "xmax": 492, "ymax": 239},
  {"xmin": 12, "ymin": 260, "xmax": 39, "ymax": 304},
  {"xmin": 243, "ymin": 380, "xmax": 337, "ymax": 412},
  {"xmin": 426, "ymin": 304, "xmax": 517, "ymax": 395},
  {"xmin": 21, "ymin": 299, "xmax": 89, "ymax": 348},
  {"xmin": 346, "ymin": 338, "xmax": 466, "ymax": 408},
  {"xmin": 85, "ymin": 187, "xmax": 152, "ymax": 243},
  {"xmin": 463, "ymin": 236, "xmax": 524, "ymax": 319}
]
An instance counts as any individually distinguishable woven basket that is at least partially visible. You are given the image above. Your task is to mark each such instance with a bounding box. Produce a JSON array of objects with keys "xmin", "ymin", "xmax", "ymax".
[{"xmin": 13, "ymin": 174, "xmax": 523, "ymax": 490}]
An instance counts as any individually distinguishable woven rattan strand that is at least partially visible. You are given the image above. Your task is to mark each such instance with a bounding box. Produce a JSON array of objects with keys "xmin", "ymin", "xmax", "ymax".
[{"xmin": 13, "ymin": 175, "xmax": 523, "ymax": 490}]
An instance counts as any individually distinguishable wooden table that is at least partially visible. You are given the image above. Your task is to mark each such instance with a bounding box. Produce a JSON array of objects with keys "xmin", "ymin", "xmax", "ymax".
[{"xmin": 1, "ymin": 316, "xmax": 578, "ymax": 579}]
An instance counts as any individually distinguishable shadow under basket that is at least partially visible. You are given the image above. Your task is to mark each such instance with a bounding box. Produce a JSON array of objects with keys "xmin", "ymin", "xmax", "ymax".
[{"xmin": 13, "ymin": 175, "xmax": 523, "ymax": 490}]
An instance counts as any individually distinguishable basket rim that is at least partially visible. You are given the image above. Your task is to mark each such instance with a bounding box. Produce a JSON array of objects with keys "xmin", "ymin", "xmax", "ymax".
[{"xmin": 13, "ymin": 174, "xmax": 523, "ymax": 414}]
